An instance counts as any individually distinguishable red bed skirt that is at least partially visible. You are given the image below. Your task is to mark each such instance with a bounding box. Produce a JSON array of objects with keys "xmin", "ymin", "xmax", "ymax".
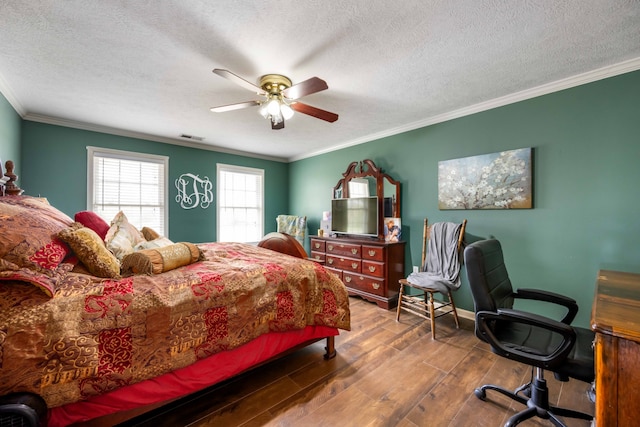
[{"xmin": 49, "ymin": 326, "xmax": 338, "ymax": 427}]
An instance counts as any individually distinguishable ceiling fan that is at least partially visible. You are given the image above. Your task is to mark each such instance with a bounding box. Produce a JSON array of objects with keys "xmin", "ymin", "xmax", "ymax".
[{"xmin": 210, "ymin": 69, "xmax": 339, "ymax": 130}]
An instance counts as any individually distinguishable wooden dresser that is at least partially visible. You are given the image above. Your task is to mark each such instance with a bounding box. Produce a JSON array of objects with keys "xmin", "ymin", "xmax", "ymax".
[
  {"xmin": 310, "ymin": 236, "xmax": 405, "ymax": 309},
  {"xmin": 591, "ymin": 269, "xmax": 640, "ymax": 427}
]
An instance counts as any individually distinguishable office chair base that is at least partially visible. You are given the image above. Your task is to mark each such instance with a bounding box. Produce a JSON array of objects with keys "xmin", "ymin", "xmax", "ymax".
[{"xmin": 475, "ymin": 377, "xmax": 593, "ymax": 427}]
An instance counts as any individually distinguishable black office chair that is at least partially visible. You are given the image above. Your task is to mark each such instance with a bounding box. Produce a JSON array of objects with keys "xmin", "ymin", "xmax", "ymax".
[{"xmin": 463, "ymin": 239, "xmax": 594, "ymax": 427}]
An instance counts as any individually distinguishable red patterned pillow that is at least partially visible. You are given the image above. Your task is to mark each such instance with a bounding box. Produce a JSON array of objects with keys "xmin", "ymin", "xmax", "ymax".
[
  {"xmin": 0, "ymin": 196, "xmax": 74, "ymax": 296},
  {"xmin": 75, "ymin": 210, "xmax": 110, "ymax": 240}
]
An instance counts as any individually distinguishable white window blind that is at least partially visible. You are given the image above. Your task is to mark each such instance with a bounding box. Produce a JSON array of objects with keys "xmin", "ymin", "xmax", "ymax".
[
  {"xmin": 348, "ymin": 178, "xmax": 370, "ymax": 197},
  {"xmin": 88, "ymin": 147, "xmax": 168, "ymax": 235},
  {"xmin": 217, "ymin": 164, "xmax": 264, "ymax": 243}
]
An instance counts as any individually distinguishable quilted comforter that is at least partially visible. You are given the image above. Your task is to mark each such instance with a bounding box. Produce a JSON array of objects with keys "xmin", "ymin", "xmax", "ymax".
[{"xmin": 0, "ymin": 242, "xmax": 350, "ymax": 408}]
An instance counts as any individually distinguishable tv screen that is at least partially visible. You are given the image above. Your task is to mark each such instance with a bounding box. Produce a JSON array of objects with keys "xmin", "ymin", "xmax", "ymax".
[{"xmin": 331, "ymin": 196, "xmax": 378, "ymax": 236}]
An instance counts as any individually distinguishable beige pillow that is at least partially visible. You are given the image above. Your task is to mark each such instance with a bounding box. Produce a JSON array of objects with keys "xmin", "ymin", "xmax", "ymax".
[
  {"xmin": 134, "ymin": 236, "xmax": 174, "ymax": 251},
  {"xmin": 105, "ymin": 211, "xmax": 146, "ymax": 261},
  {"xmin": 141, "ymin": 226, "xmax": 161, "ymax": 241},
  {"xmin": 59, "ymin": 224, "xmax": 121, "ymax": 278},
  {"xmin": 121, "ymin": 242, "xmax": 203, "ymax": 276}
]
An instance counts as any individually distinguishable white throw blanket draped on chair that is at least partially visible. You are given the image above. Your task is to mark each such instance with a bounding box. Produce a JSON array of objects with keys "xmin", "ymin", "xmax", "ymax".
[{"xmin": 406, "ymin": 222, "xmax": 462, "ymax": 293}]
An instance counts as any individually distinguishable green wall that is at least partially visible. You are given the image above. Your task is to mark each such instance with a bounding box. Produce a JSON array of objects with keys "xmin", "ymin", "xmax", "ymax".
[
  {"xmin": 20, "ymin": 122, "xmax": 289, "ymax": 243},
  {"xmin": 0, "ymin": 92, "xmax": 21, "ymax": 172},
  {"xmin": 5, "ymin": 70, "xmax": 640, "ymax": 327},
  {"xmin": 290, "ymin": 70, "xmax": 640, "ymax": 327}
]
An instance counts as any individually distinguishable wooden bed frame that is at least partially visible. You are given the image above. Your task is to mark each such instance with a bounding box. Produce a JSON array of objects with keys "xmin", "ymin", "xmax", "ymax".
[{"xmin": 0, "ymin": 160, "xmax": 338, "ymax": 427}]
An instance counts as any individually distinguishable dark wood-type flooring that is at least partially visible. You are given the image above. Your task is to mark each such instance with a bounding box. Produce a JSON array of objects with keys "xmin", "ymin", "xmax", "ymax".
[{"xmin": 119, "ymin": 297, "xmax": 594, "ymax": 427}]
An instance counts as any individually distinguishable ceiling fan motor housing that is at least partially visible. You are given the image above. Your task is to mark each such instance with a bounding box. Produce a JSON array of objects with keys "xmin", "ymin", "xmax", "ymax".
[{"xmin": 259, "ymin": 74, "xmax": 292, "ymax": 95}]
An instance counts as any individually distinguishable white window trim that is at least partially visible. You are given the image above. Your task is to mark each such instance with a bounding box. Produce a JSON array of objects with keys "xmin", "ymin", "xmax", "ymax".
[
  {"xmin": 216, "ymin": 163, "xmax": 264, "ymax": 243},
  {"xmin": 87, "ymin": 146, "xmax": 169, "ymax": 236}
]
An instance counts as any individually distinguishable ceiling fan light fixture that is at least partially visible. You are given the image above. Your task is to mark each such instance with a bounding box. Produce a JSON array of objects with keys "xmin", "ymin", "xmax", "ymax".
[
  {"xmin": 258, "ymin": 103, "xmax": 269, "ymax": 118},
  {"xmin": 271, "ymin": 111, "xmax": 283, "ymax": 125},
  {"xmin": 266, "ymin": 98, "xmax": 281, "ymax": 115},
  {"xmin": 280, "ymin": 103, "xmax": 294, "ymax": 120}
]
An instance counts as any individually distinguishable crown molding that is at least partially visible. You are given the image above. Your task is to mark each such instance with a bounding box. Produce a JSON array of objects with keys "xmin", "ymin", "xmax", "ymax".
[
  {"xmin": 22, "ymin": 113, "xmax": 288, "ymax": 163},
  {"xmin": 290, "ymin": 57, "xmax": 640, "ymax": 162}
]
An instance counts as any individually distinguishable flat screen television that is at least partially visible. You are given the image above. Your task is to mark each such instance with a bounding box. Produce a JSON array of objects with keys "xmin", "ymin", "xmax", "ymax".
[{"xmin": 331, "ymin": 196, "xmax": 378, "ymax": 237}]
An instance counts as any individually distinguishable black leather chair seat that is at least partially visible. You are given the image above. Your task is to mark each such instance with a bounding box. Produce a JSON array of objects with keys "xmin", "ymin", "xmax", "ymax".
[{"xmin": 492, "ymin": 319, "xmax": 594, "ymax": 383}]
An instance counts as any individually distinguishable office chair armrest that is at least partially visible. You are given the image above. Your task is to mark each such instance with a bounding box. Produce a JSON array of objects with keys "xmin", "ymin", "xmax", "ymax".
[
  {"xmin": 513, "ymin": 288, "xmax": 578, "ymax": 324},
  {"xmin": 476, "ymin": 308, "xmax": 577, "ymax": 370}
]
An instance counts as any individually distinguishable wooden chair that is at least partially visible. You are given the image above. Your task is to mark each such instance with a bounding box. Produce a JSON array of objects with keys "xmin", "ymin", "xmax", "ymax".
[
  {"xmin": 276, "ymin": 215, "xmax": 307, "ymax": 246},
  {"xmin": 396, "ymin": 218, "xmax": 467, "ymax": 339}
]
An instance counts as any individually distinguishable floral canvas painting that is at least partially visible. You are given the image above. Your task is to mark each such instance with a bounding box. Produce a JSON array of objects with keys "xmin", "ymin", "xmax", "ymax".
[{"xmin": 438, "ymin": 148, "xmax": 532, "ymax": 210}]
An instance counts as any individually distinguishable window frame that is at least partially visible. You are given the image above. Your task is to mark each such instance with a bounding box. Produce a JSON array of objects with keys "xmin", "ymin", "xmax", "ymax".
[
  {"xmin": 87, "ymin": 146, "xmax": 169, "ymax": 236},
  {"xmin": 216, "ymin": 163, "xmax": 265, "ymax": 243}
]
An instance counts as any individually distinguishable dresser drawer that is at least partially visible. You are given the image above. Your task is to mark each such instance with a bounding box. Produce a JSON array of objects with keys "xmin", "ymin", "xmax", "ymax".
[
  {"xmin": 326, "ymin": 255, "xmax": 361, "ymax": 273},
  {"xmin": 326, "ymin": 241, "xmax": 362, "ymax": 257},
  {"xmin": 325, "ymin": 266, "xmax": 343, "ymax": 280},
  {"xmin": 343, "ymin": 272, "xmax": 386, "ymax": 297},
  {"xmin": 310, "ymin": 251, "xmax": 325, "ymax": 262},
  {"xmin": 362, "ymin": 245, "xmax": 385, "ymax": 261},
  {"xmin": 310, "ymin": 239, "xmax": 326, "ymax": 252},
  {"xmin": 362, "ymin": 260, "xmax": 384, "ymax": 278}
]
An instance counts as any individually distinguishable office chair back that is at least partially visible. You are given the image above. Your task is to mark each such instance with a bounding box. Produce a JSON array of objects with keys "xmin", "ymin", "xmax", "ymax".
[{"xmin": 464, "ymin": 239, "xmax": 515, "ymax": 314}]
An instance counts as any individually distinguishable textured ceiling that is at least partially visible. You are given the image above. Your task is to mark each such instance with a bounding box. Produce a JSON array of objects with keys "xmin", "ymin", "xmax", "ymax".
[{"xmin": 1, "ymin": 1, "xmax": 639, "ymax": 162}]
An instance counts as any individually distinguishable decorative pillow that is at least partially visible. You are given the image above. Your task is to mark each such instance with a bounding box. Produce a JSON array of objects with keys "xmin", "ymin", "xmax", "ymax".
[
  {"xmin": 74, "ymin": 210, "xmax": 110, "ymax": 240},
  {"xmin": 0, "ymin": 196, "xmax": 74, "ymax": 296},
  {"xmin": 58, "ymin": 223, "xmax": 121, "ymax": 279},
  {"xmin": 104, "ymin": 211, "xmax": 146, "ymax": 261},
  {"xmin": 134, "ymin": 236, "xmax": 174, "ymax": 251},
  {"xmin": 141, "ymin": 226, "xmax": 161, "ymax": 241},
  {"xmin": 121, "ymin": 242, "xmax": 203, "ymax": 276}
]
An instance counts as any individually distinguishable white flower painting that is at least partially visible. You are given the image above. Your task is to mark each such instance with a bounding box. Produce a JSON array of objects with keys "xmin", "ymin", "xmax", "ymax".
[{"xmin": 438, "ymin": 148, "xmax": 532, "ymax": 210}]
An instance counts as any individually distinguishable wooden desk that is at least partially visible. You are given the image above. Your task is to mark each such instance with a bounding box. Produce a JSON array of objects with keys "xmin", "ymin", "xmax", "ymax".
[{"xmin": 591, "ymin": 270, "xmax": 640, "ymax": 427}]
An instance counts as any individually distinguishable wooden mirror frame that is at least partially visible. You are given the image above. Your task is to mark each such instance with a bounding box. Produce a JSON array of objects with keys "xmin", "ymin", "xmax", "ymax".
[{"xmin": 333, "ymin": 159, "xmax": 401, "ymax": 240}]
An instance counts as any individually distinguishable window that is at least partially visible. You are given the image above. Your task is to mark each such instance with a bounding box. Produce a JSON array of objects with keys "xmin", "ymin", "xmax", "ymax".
[
  {"xmin": 88, "ymin": 147, "xmax": 168, "ymax": 235},
  {"xmin": 348, "ymin": 178, "xmax": 370, "ymax": 197},
  {"xmin": 217, "ymin": 164, "xmax": 264, "ymax": 243}
]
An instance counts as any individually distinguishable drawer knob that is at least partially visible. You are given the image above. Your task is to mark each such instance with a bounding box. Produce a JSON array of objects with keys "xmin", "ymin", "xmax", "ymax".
[
  {"xmin": 372, "ymin": 283, "xmax": 380, "ymax": 290},
  {"xmin": 351, "ymin": 262, "xmax": 358, "ymax": 269},
  {"xmin": 368, "ymin": 266, "xmax": 376, "ymax": 273},
  {"xmin": 314, "ymin": 243, "xmax": 320, "ymax": 249},
  {"xmin": 345, "ymin": 276, "xmax": 352, "ymax": 283},
  {"xmin": 351, "ymin": 249, "xmax": 358, "ymax": 254},
  {"xmin": 328, "ymin": 244, "xmax": 334, "ymax": 251},
  {"xmin": 328, "ymin": 259, "xmax": 333, "ymax": 265},
  {"xmin": 368, "ymin": 250, "xmax": 376, "ymax": 256}
]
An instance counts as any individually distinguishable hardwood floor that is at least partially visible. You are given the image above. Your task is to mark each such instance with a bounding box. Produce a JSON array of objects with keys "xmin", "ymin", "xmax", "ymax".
[{"xmin": 121, "ymin": 297, "xmax": 594, "ymax": 427}]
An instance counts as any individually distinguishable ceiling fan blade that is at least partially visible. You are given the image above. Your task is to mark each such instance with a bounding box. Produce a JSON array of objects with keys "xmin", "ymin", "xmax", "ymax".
[
  {"xmin": 271, "ymin": 119, "xmax": 285, "ymax": 130},
  {"xmin": 282, "ymin": 77, "xmax": 328, "ymax": 100},
  {"xmin": 212, "ymin": 69, "xmax": 265, "ymax": 94},
  {"xmin": 291, "ymin": 102, "xmax": 338, "ymax": 123},
  {"xmin": 210, "ymin": 100, "xmax": 260, "ymax": 113}
]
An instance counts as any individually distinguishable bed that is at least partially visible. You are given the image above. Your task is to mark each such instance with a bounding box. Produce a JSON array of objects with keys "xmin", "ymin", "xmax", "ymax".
[{"xmin": 0, "ymin": 161, "xmax": 350, "ymax": 426}]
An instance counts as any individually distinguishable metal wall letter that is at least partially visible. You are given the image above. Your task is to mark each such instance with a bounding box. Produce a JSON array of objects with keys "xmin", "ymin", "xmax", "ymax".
[{"xmin": 175, "ymin": 173, "xmax": 214, "ymax": 209}]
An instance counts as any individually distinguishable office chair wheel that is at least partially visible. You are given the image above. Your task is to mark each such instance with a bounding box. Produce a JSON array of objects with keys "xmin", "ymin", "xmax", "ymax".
[{"xmin": 474, "ymin": 387, "xmax": 487, "ymax": 400}]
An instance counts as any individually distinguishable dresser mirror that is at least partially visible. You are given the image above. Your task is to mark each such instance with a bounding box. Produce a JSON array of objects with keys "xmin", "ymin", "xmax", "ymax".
[{"xmin": 333, "ymin": 159, "xmax": 401, "ymax": 240}]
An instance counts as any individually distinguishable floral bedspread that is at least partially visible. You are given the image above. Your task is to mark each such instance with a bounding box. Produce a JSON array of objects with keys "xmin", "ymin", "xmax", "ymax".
[{"xmin": 0, "ymin": 242, "xmax": 350, "ymax": 408}]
